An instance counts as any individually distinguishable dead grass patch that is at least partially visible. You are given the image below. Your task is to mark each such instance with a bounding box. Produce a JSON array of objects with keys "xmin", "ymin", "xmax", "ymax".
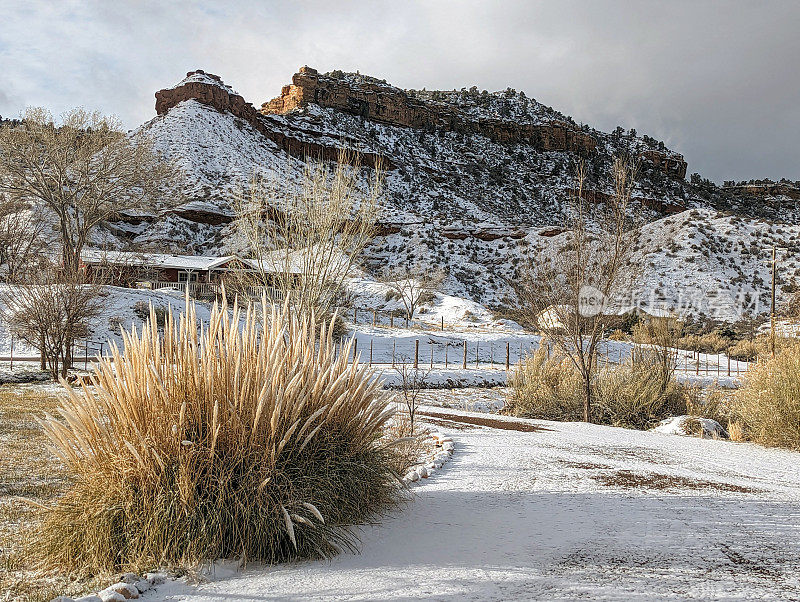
[
  {"xmin": 417, "ymin": 416, "xmax": 480, "ymax": 431},
  {"xmin": 416, "ymin": 410, "xmax": 546, "ymax": 432},
  {"xmin": 592, "ymin": 469, "xmax": 760, "ymax": 494},
  {"xmin": 0, "ymin": 385, "xmax": 104, "ymax": 601},
  {"xmin": 559, "ymin": 460, "xmax": 612, "ymax": 470}
]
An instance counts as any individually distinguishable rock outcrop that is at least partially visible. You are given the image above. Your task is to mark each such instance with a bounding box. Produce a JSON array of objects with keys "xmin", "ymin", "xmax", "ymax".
[
  {"xmin": 723, "ymin": 182, "xmax": 800, "ymax": 200},
  {"xmin": 568, "ymin": 187, "xmax": 687, "ymax": 215},
  {"xmin": 640, "ymin": 149, "xmax": 688, "ymax": 180},
  {"xmin": 155, "ymin": 70, "xmax": 387, "ymax": 169},
  {"xmin": 262, "ymin": 66, "xmax": 597, "ymax": 155}
]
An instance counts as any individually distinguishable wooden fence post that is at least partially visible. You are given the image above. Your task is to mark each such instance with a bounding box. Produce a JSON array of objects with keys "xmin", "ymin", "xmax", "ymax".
[
  {"xmin": 445, "ymin": 344, "xmax": 449, "ymax": 368},
  {"xmin": 430, "ymin": 343, "xmax": 434, "ymax": 370},
  {"xmin": 392, "ymin": 340, "xmax": 396, "ymax": 367},
  {"xmin": 414, "ymin": 339, "xmax": 419, "ymax": 369},
  {"xmin": 490, "ymin": 343, "xmax": 494, "ymax": 368},
  {"xmin": 9, "ymin": 335, "xmax": 13, "ymax": 372},
  {"xmin": 390, "ymin": 313, "xmax": 394, "ymax": 328},
  {"xmin": 352, "ymin": 337, "xmax": 358, "ymax": 363},
  {"xmin": 463, "ymin": 340, "xmax": 467, "ymax": 369},
  {"xmin": 354, "ymin": 307, "xmax": 358, "ymax": 324},
  {"xmin": 441, "ymin": 316, "xmax": 444, "ymax": 331},
  {"xmin": 85, "ymin": 340, "xmax": 89, "ymax": 371},
  {"xmin": 369, "ymin": 339, "xmax": 373, "ymax": 366},
  {"xmin": 373, "ymin": 310, "xmax": 377, "ymax": 327},
  {"xmin": 505, "ymin": 341, "xmax": 510, "ymax": 371}
]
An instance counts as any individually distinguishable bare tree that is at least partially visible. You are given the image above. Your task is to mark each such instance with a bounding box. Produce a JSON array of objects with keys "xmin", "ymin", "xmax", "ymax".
[
  {"xmin": 0, "ymin": 262, "xmax": 101, "ymax": 378},
  {"xmin": 632, "ymin": 316, "xmax": 682, "ymax": 391},
  {"xmin": 392, "ymin": 361, "xmax": 430, "ymax": 436},
  {"xmin": 516, "ymin": 157, "xmax": 640, "ymax": 422},
  {"xmin": 383, "ymin": 265, "xmax": 446, "ymax": 323},
  {"xmin": 0, "ymin": 194, "xmax": 46, "ymax": 282},
  {"xmin": 233, "ymin": 149, "xmax": 383, "ymax": 319},
  {"xmin": 0, "ymin": 107, "xmax": 175, "ymax": 276}
]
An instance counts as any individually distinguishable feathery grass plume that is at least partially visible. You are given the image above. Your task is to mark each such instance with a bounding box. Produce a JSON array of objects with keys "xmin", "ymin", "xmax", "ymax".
[{"xmin": 34, "ymin": 294, "xmax": 400, "ymax": 573}]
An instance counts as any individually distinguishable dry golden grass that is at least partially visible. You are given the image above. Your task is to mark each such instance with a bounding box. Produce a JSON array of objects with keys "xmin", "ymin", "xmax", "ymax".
[
  {"xmin": 504, "ymin": 346, "xmax": 584, "ymax": 421},
  {"xmin": 505, "ymin": 346, "xmax": 686, "ymax": 429},
  {"xmin": 0, "ymin": 385, "xmax": 108, "ymax": 601},
  {"xmin": 728, "ymin": 421, "xmax": 746, "ymax": 442},
  {"xmin": 33, "ymin": 295, "xmax": 402, "ymax": 574},
  {"xmin": 734, "ymin": 342, "xmax": 800, "ymax": 449}
]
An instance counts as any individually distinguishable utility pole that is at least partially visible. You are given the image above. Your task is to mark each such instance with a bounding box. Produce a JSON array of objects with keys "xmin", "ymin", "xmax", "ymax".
[{"xmin": 771, "ymin": 245, "xmax": 777, "ymax": 357}]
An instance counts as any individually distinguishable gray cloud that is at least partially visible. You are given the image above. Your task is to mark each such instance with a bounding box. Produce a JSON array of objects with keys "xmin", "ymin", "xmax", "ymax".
[{"xmin": 1, "ymin": 0, "xmax": 798, "ymax": 182}]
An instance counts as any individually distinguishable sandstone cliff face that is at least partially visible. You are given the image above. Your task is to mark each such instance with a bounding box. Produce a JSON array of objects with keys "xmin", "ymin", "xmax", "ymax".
[
  {"xmin": 262, "ymin": 66, "xmax": 597, "ymax": 155},
  {"xmin": 723, "ymin": 183, "xmax": 800, "ymax": 200},
  {"xmin": 640, "ymin": 149, "xmax": 688, "ymax": 180},
  {"xmin": 155, "ymin": 70, "xmax": 387, "ymax": 169}
]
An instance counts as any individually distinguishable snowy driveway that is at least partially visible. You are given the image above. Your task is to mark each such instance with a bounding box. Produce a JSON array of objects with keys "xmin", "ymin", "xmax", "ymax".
[{"xmin": 158, "ymin": 406, "xmax": 800, "ymax": 601}]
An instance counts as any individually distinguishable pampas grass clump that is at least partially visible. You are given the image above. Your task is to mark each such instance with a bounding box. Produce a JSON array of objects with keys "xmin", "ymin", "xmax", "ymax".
[{"xmin": 35, "ymin": 296, "xmax": 399, "ymax": 573}]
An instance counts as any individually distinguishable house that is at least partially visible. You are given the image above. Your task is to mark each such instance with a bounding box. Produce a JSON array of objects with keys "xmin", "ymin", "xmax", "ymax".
[{"xmin": 80, "ymin": 249, "xmax": 256, "ymax": 287}]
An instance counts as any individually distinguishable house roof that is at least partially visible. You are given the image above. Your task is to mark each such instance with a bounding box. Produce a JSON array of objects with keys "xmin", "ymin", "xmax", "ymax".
[
  {"xmin": 81, "ymin": 246, "xmax": 347, "ymax": 276},
  {"xmin": 81, "ymin": 249, "xmax": 239, "ymax": 271}
]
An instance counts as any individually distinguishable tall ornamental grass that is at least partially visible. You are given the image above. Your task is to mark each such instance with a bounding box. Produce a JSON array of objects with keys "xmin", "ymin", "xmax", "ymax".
[{"xmin": 35, "ymin": 296, "xmax": 400, "ymax": 573}]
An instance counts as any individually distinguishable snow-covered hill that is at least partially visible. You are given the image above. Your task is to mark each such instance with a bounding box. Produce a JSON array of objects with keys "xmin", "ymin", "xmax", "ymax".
[{"xmin": 106, "ymin": 68, "xmax": 800, "ymax": 322}]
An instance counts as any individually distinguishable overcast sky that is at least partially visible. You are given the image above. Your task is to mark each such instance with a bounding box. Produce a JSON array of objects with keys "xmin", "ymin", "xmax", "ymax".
[{"xmin": 1, "ymin": 1, "xmax": 798, "ymax": 183}]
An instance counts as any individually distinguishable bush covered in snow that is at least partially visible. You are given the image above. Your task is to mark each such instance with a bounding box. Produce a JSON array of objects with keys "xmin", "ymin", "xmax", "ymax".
[{"xmin": 33, "ymin": 297, "xmax": 401, "ymax": 572}]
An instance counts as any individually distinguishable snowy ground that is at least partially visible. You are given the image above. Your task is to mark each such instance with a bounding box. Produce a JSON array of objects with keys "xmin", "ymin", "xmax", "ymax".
[{"xmin": 150, "ymin": 405, "xmax": 800, "ymax": 601}]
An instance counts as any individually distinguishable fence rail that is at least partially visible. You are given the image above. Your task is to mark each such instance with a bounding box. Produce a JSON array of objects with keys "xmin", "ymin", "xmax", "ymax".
[{"xmin": 143, "ymin": 281, "xmax": 285, "ymax": 302}]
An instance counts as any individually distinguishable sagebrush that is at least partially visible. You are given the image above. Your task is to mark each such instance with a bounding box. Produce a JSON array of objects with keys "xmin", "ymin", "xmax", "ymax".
[
  {"xmin": 34, "ymin": 296, "xmax": 401, "ymax": 573},
  {"xmin": 506, "ymin": 344, "xmax": 686, "ymax": 428},
  {"xmin": 734, "ymin": 342, "xmax": 800, "ymax": 449}
]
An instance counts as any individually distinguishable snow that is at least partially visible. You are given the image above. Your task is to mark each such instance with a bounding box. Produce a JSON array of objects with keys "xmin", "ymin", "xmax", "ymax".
[
  {"xmin": 0, "ymin": 285, "xmax": 214, "ymax": 357},
  {"xmin": 151, "ymin": 405, "xmax": 800, "ymax": 600},
  {"xmin": 81, "ymin": 248, "xmax": 237, "ymax": 271},
  {"xmin": 653, "ymin": 415, "xmax": 728, "ymax": 439},
  {"xmin": 169, "ymin": 72, "xmax": 239, "ymax": 96}
]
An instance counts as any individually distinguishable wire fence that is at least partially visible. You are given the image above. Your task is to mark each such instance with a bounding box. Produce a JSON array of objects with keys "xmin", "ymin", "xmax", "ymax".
[{"xmin": 339, "ymin": 337, "xmax": 755, "ymax": 377}]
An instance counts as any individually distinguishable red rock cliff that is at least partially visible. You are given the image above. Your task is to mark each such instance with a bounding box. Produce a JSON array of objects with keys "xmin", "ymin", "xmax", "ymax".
[
  {"xmin": 262, "ymin": 66, "xmax": 597, "ymax": 155},
  {"xmin": 155, "ymin": 70, "xmax": 388, "ymax": 169}
]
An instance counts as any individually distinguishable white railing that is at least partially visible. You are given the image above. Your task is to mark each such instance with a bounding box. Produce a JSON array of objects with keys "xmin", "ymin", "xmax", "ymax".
[{"xmin": 140, "ymin": 281, "xmax": 284, "ymax": 302}]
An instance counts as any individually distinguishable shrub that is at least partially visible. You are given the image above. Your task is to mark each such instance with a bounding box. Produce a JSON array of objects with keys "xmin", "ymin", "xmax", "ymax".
[
  {"xmin": 728, "ymin": 338, "xmax": 760, "ymax": 361},
  {"xmin": 35, "ymin": 297, "xmax": 400, "ymax": 573},
  {"xmin": 132, "ymin": 300, "xmax": 167, "ymax": 328},
  {"xmin": 506, "ymin": 345, "xmax": 686, "ymax": 429},
  {"xmin": 734, "ymin": 343, "xmax": 800, "ymax": 449},
  {"xmin": 593, "ymin": 352, "xmax": 687, "ymax": 429},
  {"xmin": 728, "ymin": 335, "xmax": 791, "ymax": 362},
  {"xmin": 504, "ymin": 345, "xmax": 584, "ymax": 421},
  {"xmin": 678, "ymin": 332, "xmax": 730, "ymax": 354}
]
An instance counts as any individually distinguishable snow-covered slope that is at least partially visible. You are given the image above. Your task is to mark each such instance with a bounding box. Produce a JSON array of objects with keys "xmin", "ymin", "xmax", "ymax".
[{"xmin": 106, "ymin": 69, "xmax": 800, "ymax": 321}]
